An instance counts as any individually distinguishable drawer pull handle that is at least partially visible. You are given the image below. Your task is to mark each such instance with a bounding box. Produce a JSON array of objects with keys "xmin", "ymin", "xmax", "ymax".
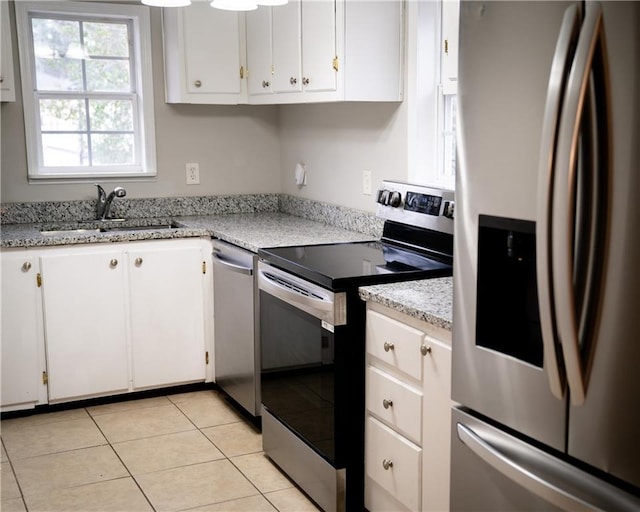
[
  {"xmin": 109, "ymin": 259, "xmax": 118, "ymax": 268},
  {"xmin": 421, "ymin": 344, "xmax": 432, "ymax": 356},
  {"xmin": 22, "ymin": 261, "xmax": 32, "ymax": 272},
  {"xmin": 383, "ymin": 342, "xmax": 395, "ymax": 352},
  {"xmin": 290, "ymin": 76, "xmax": 297, "ymax": 85},
  {"xmin": 382, "ymin": 459, "xmax": 393, "ymax": 470},
  {"xmin": 135, "ymin": 257, "xmax": 143, "ymax": 267},
  {"xmin": 382, "ymin": 399, "xmax": 393, "ymax": 409}
]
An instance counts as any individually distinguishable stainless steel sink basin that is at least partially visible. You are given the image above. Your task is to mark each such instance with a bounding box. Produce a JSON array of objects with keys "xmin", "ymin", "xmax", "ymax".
[
  {"xmin": 99, "ymin": 223, "xmax": 178, "ymax": 232},
  {"xmin": 40, "ymin": 221, "xmax": 181, "ymax": 236},
  {"xmin": 40, "ymin": 228, "xmax": 102, "ymax": 236}
]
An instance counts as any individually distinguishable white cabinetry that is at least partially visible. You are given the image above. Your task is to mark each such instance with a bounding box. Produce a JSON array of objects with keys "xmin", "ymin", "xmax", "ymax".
[
  {"xmin": 128, "ymin": 242, "xmax": 206, "ymax": 390},
  {"xmin": 40, "ymin": 247, "xmax": 130, "ymax": 402},
  {"xmin": 250, "ymin": 0, "xmax": 404, "ymax": 104},
  {"xmin": 1, "ymin": 251, "xmax": 45, "ymax": 410},
  {"xmin": 365, "ymin": 304, "xmax": 452, "ymax": 512},
  {"xmin": 163, "ymin": 2, "xmax": 247, "ymax": 104},
  {"xmin": 246, "ymin": 7, "xmax": 273, "ymax": 98},
  {"xmin": 32, "ymin": 238, "xmax": 211, "ymax": 404},
  {"xmin": 1, "ymin": 0, "xmax": 16, "ymax": 101}
]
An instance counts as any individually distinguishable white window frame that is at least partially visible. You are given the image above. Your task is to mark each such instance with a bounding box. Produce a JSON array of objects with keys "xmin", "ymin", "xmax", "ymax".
[
  {"xmin": 407, "ymin": 0, "xmax": 458, "ymax": 190},
  {"xmin": 15, "ymin": 1, "xmax": 157, "ymax": 181}
]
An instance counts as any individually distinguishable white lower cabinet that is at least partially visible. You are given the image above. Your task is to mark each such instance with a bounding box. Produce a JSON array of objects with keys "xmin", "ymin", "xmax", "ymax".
[
  {"xmin": 1, "ymin": 251, "xmax": 45, "ymax": 410},
  {"xmin": 2, "ymin": 238, "xmax": 212, "ymax": 408},
  {"xmin": 365, "ymin": 305, "xmax": 452, "ymax": 512},
  {"xmin": 40, "ymin": 247, "xmax": 130, "ymax": 402},
  {"xmin": 128, "ymin": 243, "xmax": 206, "ymax": 389}
]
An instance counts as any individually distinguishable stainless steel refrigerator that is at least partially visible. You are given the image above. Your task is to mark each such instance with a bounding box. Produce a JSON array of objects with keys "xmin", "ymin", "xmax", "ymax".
[{"xmin": 451, "ymin": 1, "xmax": 640, "ymax": 509}]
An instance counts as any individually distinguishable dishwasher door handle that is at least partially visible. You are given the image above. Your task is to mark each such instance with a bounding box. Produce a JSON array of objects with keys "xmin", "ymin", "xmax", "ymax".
[{"xmin": 213, "ymin": 253, "xmax": 253, "ymax": 276}]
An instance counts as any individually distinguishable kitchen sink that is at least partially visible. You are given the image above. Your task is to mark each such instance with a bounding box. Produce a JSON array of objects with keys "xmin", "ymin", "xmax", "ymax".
[
  {"xmin": 40, "ymin": 228, "xmax": 102, "ymax": 236},
  {"xmin": 40, "ymin": 221, "xmax": 181, "ymax": 236}
]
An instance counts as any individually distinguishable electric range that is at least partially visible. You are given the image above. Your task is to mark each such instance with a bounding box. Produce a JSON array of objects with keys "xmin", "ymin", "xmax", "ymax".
[{"xmin": 257, "ymin": 181, "xmax": 454, "ymax": 512}]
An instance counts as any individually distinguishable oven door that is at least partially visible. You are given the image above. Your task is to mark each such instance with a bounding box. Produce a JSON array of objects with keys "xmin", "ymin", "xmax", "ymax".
[{"xmin": 257, "ymin": 261, "xmax": 347, "ymax": 466}]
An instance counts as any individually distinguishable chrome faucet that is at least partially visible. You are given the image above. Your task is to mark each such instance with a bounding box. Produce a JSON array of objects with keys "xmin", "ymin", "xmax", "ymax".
[{"xmin": 96, "ymin": 185, "xmax": 127, "ymax": 220}]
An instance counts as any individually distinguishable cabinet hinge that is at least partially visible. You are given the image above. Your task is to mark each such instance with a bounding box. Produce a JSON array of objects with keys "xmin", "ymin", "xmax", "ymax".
[
  {"xmin": 205, "ymin": 351, "xmax": 209, "ymax": 365},
  {"xmin": 36, "ymin": 273, "xmax": 42, "ymax": 287},
  {"xmin": 271, "ymin": 64, "xmax": 275, "ymax": 75},
  {"xmin": 444, "ymin": 39, "xmax": 449, "ymax": 55},
  {"xmin": 332, "ymin": 56, "xmax": 339, "ymax": 72},
  {"xmin": 240, "ymin": 66, "xmax": 245, "ymax": 79},
  {"xmin": 42, "ymin": 371, "xmax": 48, "ymax": 384},
  {"xmin": 202, "ymin": 261, "xmax": 206, "ymax": 274}
]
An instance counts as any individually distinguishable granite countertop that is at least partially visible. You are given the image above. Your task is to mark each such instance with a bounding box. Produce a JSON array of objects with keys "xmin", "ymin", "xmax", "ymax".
[
  {"xmin": 359, "ymin": 277, "xmax": 453, "ymax": 331},
  {"xmin": 0, "ymin": 212, "xmax": 375, "ymax": 252}
]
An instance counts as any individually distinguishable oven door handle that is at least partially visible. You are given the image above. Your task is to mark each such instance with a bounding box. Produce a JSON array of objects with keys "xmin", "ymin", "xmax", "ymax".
[{"xmin": 257, "ymin": 268, "xmax": 346, "ymax": 326}]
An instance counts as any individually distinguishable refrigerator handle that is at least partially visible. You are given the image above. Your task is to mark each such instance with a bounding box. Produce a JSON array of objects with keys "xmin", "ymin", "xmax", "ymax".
[
  {"xmin": 551, "ymin": 1, "xmax": 609, "ymax": 406},
  {"xmin": 456, "ymin": 421, "xmax": 640, "ymax": 511},
  {"xmin": 535, "ymin": 3, "xmax": 581, "ymax": 400}
]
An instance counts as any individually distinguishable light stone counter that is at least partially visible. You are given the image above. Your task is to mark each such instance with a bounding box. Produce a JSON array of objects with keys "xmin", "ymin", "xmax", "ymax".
[
  {"xmin": 359, "ymin": 277, "xmax": 453, "ymax": 331},
  {"xmin": 1, "ymin": 212, "xmax": 374, "ymax": 252}
]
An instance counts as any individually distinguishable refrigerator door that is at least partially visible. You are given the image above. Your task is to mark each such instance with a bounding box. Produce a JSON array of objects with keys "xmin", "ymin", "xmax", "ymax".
[
  {"xmin": 567, "ymin": 1, "xmax": 640, "ymax": 489},
  {"xmin": 451, "ymin": 408, "xmax": 640, "ymax": 511},
  {"xmin": 453, "ymin": 0, "xmax": 570, "ymax": 450}
]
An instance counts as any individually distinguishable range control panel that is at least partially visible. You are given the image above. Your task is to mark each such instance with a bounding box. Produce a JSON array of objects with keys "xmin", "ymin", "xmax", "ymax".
[{"xmin": 376, "ymin": 181, "xmax": 455, "ymax": 234}]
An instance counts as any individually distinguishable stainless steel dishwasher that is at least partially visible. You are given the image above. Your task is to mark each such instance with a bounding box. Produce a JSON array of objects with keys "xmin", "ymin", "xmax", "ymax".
[{"xmin": 212, "ymin": 239, "xmax": 260, "ymax": 417}]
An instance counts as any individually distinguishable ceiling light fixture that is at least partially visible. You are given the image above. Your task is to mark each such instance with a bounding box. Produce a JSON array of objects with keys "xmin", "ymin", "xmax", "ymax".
[
  {"xmin": 141, "ymin": 0, "xmax": 192, "ymax": 7},
  {"xmin": 210, "ymin": 0, "xmax": 258, "ymax": 11}
]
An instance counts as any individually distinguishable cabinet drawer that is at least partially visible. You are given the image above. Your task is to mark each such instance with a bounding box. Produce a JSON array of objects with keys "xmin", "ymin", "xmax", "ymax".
[
  {"xmin": 367, "ymin": 365, "xmax": 422, "ymax": 444},
  {"xmin": 367, "ymin": 310, "xmax": 424, "ymax": 380},
  {"xmin": 366, "ymin": 416, "xmax": 422, "ymax": 511}
]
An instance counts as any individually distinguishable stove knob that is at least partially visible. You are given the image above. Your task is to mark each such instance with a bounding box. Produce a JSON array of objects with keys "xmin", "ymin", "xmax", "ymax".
[
  {"xmin": 388, "ymin": 191, "xmax": 402, "ymax": 207},
  {"xmin": 377, "ymin": 189, "xmax": 390, "ymax": 205},
  {"xmin": 443, "ymin": 200, "xmax": 455, "ymax": 219}
]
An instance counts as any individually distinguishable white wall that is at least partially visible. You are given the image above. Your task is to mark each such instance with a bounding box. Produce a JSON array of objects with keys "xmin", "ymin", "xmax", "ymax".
[{"xmin": 0, "ymin": 5, "xmax": 282, "ymax": 204}]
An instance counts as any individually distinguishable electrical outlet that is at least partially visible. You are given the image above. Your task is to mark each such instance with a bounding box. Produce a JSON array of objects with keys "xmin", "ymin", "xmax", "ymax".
[
  {"xmin": 186, "ymin": 163, "xmax": 200, "ymax": 185},
  {"xmin": 363, "ymin": 169, "xmax": 372, "ymax": 195}
]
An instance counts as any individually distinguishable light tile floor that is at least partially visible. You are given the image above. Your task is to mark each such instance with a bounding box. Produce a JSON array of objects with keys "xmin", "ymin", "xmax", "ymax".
[{"xmin": 0, "ymin": 389, "xmax": 321, "ymax": 512}]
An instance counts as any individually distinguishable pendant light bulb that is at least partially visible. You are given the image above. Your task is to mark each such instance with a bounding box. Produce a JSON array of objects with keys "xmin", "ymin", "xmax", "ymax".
[
  {"xmin": 210, "ymin": 0, "xmax": 258, "ymax": 11},
  {"xmin": 141, "ymin": 0, "xmax": 192, "ymax": 7}
]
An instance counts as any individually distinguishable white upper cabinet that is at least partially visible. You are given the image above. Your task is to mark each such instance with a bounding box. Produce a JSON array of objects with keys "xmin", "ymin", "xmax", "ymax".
[
  {"xmin": 163, "ymin": 2, "xmax": 247, "ymax": 104},
  {"xmin": 1, "ymin": 0, "xmax": 16, "ymax": 102},
  {"xmin": 246, "ymin": 7, "xmax": 273, "ymax": 98},
  {"xmin": 441, "ymin": 0, "xmax": 460, "ymax": 95},
  {"xmin": 164, "ymin": 0, "xmax": 404, "ymax": 105}
]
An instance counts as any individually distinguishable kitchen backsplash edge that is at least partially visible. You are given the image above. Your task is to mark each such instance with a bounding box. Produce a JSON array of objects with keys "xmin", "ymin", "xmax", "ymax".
[{"xmin": 0, "ymin": 194, "xmax": 383, "ymax": 238}]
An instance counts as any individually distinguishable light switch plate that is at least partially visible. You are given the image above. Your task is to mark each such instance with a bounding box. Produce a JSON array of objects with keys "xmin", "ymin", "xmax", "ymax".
[{"xmin": 363, "ymin": 169, "xmax": 372, "ymax": 195}]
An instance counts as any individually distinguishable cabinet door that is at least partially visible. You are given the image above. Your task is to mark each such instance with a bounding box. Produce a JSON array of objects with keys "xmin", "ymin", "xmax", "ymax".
[
  {"xmin": 246, "ymin": 7, "xmax": 272, "ymax": 97},
  {"xmin": 421, "ymin": 337, "xmax": 452, "ymax": 512},
  {"xmin": 128, "ymin": 243, "xmax": 206, "ymax": 389},
  {"xmin": 163, "ymin": 3, "xmax": 246, "ymax": 104},
  {"xmin": 272, "ymin": 0, "xmax": 301, "ymax": 93},
  {"xmin": 1, "ymin": 0, "xmax": 16, "ymax": 102},
  {"xmin": 301, "ymin": 0, "xmax": 337, "ymax": 93},
  {"xmin": 1, "ymin": 252, "xmax": 43, "ymax": 408},
  {"xmin": 41, "ymin": 249, "xmax": 129, "ymax": 402}
]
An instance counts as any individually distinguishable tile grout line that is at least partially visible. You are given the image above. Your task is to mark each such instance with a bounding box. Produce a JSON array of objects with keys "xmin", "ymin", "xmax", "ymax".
[
  {"xmin": 1, "ymin": 437, "xmax": 29, "ymax": 510},
  {"xmin": 85, "ymin": 405, "xmax": 158, "ymax": 512}
]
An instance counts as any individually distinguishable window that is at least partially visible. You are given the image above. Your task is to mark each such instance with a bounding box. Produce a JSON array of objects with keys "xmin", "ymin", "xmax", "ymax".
[
  {"xmin": 408, "ymin": 0, "xmax": 459, "ymax": 190},
  {"xmin": 15, "ymin": 1, "xmax": 156, "ymax": 180}
]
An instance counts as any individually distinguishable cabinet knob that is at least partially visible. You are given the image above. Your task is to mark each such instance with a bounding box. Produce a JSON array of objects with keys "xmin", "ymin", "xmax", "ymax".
[
  {"xmin": 0, "ymin": 77, "xmax": 4, "ymax": 84},
  {"xmin": 262, "ymin": 80, "xmax": 270, "ymax": 88},
  {"xmin": 21, "ymin": 261, "xmax": 32, "ymax": 272},
  {"xmin": 383, "ymin": 341, "xmax": 395, "ymax": 352},
  {"xmin": 194, "ymin": 80, "xmax": 202, "ymax": 88},
  {"xmin": 382, "ymin": 459, "xmax": 393, "ymax": 470},
  {"xmin": 302, "ymin": 76, "xmax": 310, "ymax": 86},
  {"xmin": 135, "ymin": 257, "xmax": 143, "ymax": 267},
  {"xmin": 109, "ymin": 259, "xmax": 118, "ymax": 268},
  {"xmin": 382, "ymin": 399, "xmax": 393, "ymax": 409},
  {"xmin": 290, "ymin": 76, "xmax": 297, "ymax": 85},
  {"xmin": 421, "ymin": 344, "xmax": 432, "ymax": 356}
]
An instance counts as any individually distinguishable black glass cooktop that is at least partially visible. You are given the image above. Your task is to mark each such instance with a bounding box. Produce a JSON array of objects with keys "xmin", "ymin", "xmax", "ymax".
[{"xmin": 258, "ymin": 240, "xmax": 452, "ymax": 290}]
